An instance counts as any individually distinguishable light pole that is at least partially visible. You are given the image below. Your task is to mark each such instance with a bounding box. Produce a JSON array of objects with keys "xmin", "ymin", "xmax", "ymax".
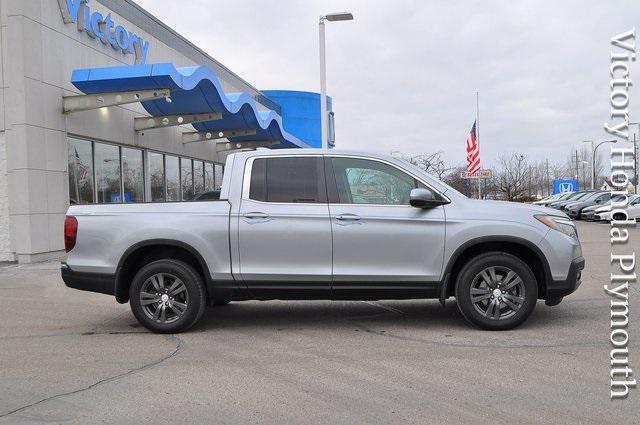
[
  {"xmin": 319, "ymin": 12, "xmax": 353, "ymax": 150},
  {"xmin": 583, "ymin": 139, "xmax": 617, "ymax": 189}
]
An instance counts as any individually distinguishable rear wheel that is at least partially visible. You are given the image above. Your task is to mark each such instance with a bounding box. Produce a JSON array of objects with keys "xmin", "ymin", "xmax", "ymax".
[
  {"xmin": 455, "ymin": 252, "xmax": 538, "ymax": 330},
  {"xmin": 129, "ymin": 259, "xmax": 206, "ymax": 333}
]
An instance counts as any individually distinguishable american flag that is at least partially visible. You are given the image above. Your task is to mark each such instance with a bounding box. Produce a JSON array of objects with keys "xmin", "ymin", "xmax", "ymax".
[{"xmin": 466, "ymin": 121, "xmax": 480, "ymax": 175}]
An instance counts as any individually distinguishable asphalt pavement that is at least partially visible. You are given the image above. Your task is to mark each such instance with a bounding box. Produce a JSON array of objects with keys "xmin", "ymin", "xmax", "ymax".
[{"xmin": 0, "ymin": 221, "xmax": 639, "ymax": 424}]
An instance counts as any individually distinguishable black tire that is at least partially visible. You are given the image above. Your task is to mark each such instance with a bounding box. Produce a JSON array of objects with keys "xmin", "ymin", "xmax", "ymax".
[
  {"xmin": 455, "ymin": 252, "xmax": 538, "ymax": 330},
  {"xmin": 129, "ymin": 259, "xmax": 206, "ymax": 333}
]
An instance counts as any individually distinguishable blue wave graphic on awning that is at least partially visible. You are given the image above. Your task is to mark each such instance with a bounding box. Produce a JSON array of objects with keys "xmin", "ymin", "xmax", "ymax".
[{"xmin": 70, "ymin": 63, "xmax": 310, "ymax": 149}]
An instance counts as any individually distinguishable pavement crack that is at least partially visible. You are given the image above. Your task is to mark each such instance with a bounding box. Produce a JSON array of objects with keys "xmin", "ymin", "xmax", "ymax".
[
  {"xmin": 346, "ymin": 320, "xmax": 601, "ymax": 349},
  {"xmin": 0, "ymin": 334, "xmax": 184, "ymax": 418}
]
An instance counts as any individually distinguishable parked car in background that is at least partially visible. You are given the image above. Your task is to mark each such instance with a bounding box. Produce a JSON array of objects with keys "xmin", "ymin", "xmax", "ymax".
[
  {"xmin": 61, "ymin": 149, "xmax": 584, "ymax": 333},
  {"xmin": 547, "ymin": 191, "xmax": 591, "ymax": 209},
  {"xmin": 580, "ymin": 194, "xmax": 629, "ymax": 220},
  {"xmin": 565, "ymin": 191, "xmax": 610, "ymax": 219},
  {"xmin": 595, "ymin": 195, "xmax": 640, "ymax": 222},
  {"xmin": 532, "ymin": 192, "xmax": 573, "ymax": 206}
]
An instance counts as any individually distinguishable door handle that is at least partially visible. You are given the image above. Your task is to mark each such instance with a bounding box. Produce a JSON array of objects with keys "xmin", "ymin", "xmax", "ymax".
[
  {"xmin": 243, "ymin": 212, "xmax": 270, "ymax": 219},
  {"xmin": 336, "ymin": 213, "xmax": 361, "ymax": 221}
]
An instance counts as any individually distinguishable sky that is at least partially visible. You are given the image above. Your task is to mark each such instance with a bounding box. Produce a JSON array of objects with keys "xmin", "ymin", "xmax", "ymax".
[{"xmin": 135, "ymin": 0, "xmax": 640, "ymax": 168}]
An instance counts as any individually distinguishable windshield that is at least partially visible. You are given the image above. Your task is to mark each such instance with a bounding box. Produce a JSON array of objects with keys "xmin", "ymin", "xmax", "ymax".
[
  {"xmin": 568, "ymin": 192, "xmax": 590, "ymax": 201},
  {"xmin": 582, "ymin": 192, "xmax": 604, "ymax": 201},
  {"xmin": 566, "ymin": 192, "xmax": 589, "ymax": 201},
  {"xmin": 559, "ymin": 192, "xmax": 574, "ymax": 200}
]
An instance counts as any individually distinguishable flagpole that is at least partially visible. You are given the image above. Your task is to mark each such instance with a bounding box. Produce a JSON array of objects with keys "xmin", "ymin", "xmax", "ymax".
[{"xmin": 476, "ymin": 91, "xmax": 482, "ymax": 199}]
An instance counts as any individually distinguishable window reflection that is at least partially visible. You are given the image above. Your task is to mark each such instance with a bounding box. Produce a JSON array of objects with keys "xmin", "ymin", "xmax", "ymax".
[
  {"xmin": 149, "ymin": 152, "xmax": 165, "ymax": 202},
  {"xmin": 94, "ymin": 143, "xmax": 121, "ymax": 203},
  {"xmin": 194, "ymin": 161, "xmax": 204, "ymax": 195},
  {"xmin": 205, "ymin": 163, "xmax": 214, "ymax": 191},
  {"xmin": 180, "ymin": 158, "xmax": 193, "ymax": 201},
  {"xmin": 122, "ymin": 147, "xmax": 144, "ymax": 202},
  {"xmin": 68, "ymin": 138, "xmax": 94, "ymax": 204},
  {"xmin": 166, "ymin": 155, "xmax": 179, "ymax": 201},
  {"xmin": 66, "ymin": 138, "xmax": 221, "ymax": 204},
  {"xmin": 214, "ymin": 164, "xmax": 223, "ymax": 190}
]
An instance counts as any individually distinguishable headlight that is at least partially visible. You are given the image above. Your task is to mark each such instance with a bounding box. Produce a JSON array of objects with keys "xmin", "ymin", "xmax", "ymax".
[{"xmin": 535, "ymin": 214, "xmax": 578, "ymax": 239}]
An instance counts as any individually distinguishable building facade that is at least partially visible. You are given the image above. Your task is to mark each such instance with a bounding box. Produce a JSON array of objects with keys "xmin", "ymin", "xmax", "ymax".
[{"xmin": 0, "ymin": 0, "xmax": 330, "ymax": 263}]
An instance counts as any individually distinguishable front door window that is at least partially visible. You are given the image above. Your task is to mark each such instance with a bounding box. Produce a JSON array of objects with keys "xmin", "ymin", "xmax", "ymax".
[{"xmin": 331, "ymin": 157, "xmax": 426, "ymax": 205}]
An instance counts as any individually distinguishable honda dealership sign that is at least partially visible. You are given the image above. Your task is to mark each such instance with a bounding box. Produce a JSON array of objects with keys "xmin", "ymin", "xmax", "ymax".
[
  {"xmin": 57, "ymin": 0, "xmax": 150, "ymax": 64},
  {"xmin": 553, "ymin": 179, "xmax": 579, "ymax": 194}
]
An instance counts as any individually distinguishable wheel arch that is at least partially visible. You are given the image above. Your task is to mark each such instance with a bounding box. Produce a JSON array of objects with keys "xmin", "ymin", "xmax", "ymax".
[
  {"xmin": 114, "ymin": 239, "xmax": 212, "ymax": 303},
  {"xmin": 443, "ymin": 236, "xmax": 552, "ymax": 299}
]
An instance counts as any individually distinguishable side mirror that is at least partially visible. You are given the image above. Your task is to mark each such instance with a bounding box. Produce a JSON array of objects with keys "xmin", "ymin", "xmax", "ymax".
[{"xmin": 409, "ymin": 188, "xmax": 447, "ymax": 208}]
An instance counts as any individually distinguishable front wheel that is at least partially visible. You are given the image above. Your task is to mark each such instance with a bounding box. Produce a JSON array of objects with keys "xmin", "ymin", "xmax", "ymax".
[
  {"xmin": 129, "ymin": 259, "xmax": 206, "ymax": 333},
  {"xmin": 455, "ymin": 252, "xmax": 538, "ymax": 330}
]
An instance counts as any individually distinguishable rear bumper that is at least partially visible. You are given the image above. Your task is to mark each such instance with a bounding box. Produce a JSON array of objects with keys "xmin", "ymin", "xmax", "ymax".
[
  {"xmin": 61, "ymin": 263, "xmax": 115, "ymax": 296},
  {"xmin": 546, "ymin": 256, "xmax": 585, "ymax": 300}
]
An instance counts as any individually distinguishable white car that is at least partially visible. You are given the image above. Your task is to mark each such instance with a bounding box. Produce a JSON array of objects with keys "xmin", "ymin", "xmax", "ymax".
[{"xmin": 594, "ymin": 195, "xmax": 640, "ymax": 221}]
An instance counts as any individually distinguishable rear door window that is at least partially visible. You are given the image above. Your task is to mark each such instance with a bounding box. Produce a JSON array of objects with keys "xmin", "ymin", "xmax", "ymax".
[{"xmin": 249, "ymin": 157, "xmax": 326, "ymax": 203}]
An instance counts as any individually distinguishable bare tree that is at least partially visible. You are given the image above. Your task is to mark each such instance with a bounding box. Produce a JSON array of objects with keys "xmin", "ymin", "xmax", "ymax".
[
  {"xmin": 496, "ymin": 154, "xmax": 530, "ymax": 201},
  {"xmin": 442, "ymin": 165, "xmax": 468, "ymax": 194},
  {"xmin": 399, "ymin": 152, "xmax": 454, "ymax": 180}
]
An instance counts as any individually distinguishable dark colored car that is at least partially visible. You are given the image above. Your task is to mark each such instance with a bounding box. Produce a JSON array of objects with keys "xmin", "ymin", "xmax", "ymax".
[
  {"xmin": 565, "ymin": 192, "xmax": 610, "ymax": 219},
  {"xmin": 580, "ymin": 195, "xmax": 626, "ymax": 220}
]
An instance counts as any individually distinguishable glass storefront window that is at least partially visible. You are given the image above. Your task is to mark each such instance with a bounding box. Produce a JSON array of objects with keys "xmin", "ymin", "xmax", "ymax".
[
  {"xmin": 122, "ymin": 147, "xmax": 144, "ymax": 202},
  {"xmin": 149, "ymin": 152, "xmax": 165, "ymax": 202},
  {"xmin": 214, "ymin": 164, "xmax": 223, "ymax": 190},
  {"xmin": 205, "ymin": 163, "xmax": 214, "ymax": 191},
  {"xmin": 66, "ymin": 137, "xmax": 222, "ymax": 204},
  {"xmin": 94, "ymin": 143, "xmax": 121, "ymax": 203},
  {"xmin": 68, "ymin": 138, "xmax": 94, "ymax": 204},
  {"xmin": 181, "ymin": 158, "xmax": 193, "ymax": 200},
  {"xmin": 194, "ymin": 161, "xmax": 204, "ymax": 195},
  {"xmin": 166, "ymin": 155, "xmax": 180, "ymax": 201}
]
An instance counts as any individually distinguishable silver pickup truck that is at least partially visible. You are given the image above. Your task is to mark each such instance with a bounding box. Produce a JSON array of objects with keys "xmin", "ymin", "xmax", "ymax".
[{"xmin": 62, "ymin": 149, "xmax": 584, "ymax": 333}]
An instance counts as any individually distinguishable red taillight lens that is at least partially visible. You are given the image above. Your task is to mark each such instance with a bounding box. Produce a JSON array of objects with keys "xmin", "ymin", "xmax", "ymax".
[{"xmin": 64, "ymin": 216, "xmax": 78, "ymax": 253}]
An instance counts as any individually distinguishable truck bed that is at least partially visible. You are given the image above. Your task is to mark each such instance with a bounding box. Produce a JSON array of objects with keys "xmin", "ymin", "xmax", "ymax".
[{"xmin": 66, "ymin": 201, "xmax": 232, "ymax": 280}]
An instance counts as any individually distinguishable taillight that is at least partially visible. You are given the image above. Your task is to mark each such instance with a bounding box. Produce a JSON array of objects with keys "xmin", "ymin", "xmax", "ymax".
[{"xmin": 64, "ymin": 216, "xmax": 78, "ymax": 252}]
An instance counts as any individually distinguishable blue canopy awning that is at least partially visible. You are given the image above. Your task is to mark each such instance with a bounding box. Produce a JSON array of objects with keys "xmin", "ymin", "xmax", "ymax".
[{"xmin": 70, "ymin": 63, "xmax": 310, "ymax": 149}]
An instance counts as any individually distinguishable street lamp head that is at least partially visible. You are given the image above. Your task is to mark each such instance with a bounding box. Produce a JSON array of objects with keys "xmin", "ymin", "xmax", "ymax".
[{"xmin": 324, "ymin": 12, "xmax": 354, "ymax": 22}]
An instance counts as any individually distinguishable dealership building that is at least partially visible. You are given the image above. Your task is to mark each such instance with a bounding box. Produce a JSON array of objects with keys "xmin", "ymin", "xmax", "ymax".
[{"xmin": 0, "ymin": 0, "xmax": 332, "ymax": 263}]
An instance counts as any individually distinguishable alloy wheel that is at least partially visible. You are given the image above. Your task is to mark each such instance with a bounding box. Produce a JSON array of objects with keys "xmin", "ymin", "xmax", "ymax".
[
  {"xmin": 470, "ymin": 266, "xmax": 525, "ymax": 320},
  {"xmin": 139, "ymin": 273, "xmax": 189, "ymax": 324}
]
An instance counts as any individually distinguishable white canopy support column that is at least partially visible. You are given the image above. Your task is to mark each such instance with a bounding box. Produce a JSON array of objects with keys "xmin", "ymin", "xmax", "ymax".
[
  {"xmin": 134, "ymin": 112, "xmax": 222, "ymax": 131},
  {"xmin": 216, "ymin": 140, "xmax": 278, "ymax": 152},
  {"xmin": 182, "ymin": 129, "xmax": 257, "ymax": 144},
  {"xmin": 62, "ymin": 89, "xmax": 171, "ymax": 113}
]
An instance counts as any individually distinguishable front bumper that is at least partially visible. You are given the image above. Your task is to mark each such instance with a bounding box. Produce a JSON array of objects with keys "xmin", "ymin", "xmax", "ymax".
[
  {"xmin": 545, "ymin": 256, "xmax": 585, "ymax": 300},
  {"xmin": 566, "ymin": 209, "xmax": 581, "ymax": 219},
  {"xmin": 581, "ymin": 211, "xmax": 595, "ymax": 220},
  {"xmin": 61, "ymin": 262, "xmax": 115, "ymax": 296}
]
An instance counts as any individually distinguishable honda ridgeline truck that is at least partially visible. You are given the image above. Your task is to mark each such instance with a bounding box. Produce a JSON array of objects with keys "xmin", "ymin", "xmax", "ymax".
[{"xmin": 62, "ymin": 149, "xmax": 584, "ymax": 333}]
